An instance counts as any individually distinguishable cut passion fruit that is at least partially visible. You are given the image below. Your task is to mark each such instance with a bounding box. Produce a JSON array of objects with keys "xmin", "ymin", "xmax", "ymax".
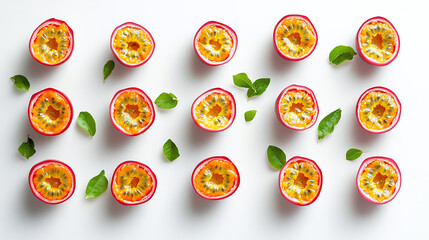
[
  {"xmin": 279, "ymin": 156, "xmax": 322, "ymax": 206},
  {"xmin": 273, "ymin": 15, "xmax": 317, "ymax": 61},
  {"xmin": 29, "ymin": 18, "xmax": 74, "ymax": 66},
  {"xmin": 276, "ymin": 85, "xmax": 319, "ymax": 130},
  {"xmin": 356, "ymin": 86, "xmax": 401, "ymax": 133},
  {"xmin": 29, "ymin": 160, "xmax": 75, "ymax": 204},
  {"xmin": 111, "ymin": 161, "xmax": 157, "ymax": 205},
  {"xmin": 357, "ymin": 156, "xmax": 401, "ymax": 204},
  {"xmin": 191, "ymin": 88, "xmax": 236, "ymax": 132},
  {"xmin": 192, "ymin": 156, "xmax": 240, "ymax": 200},
  {"xmin": 356, "ymin": 17, "xmax": 400, "ymax": 66},
  {"xmin": 194, "ymin": 21, "xmax": 237, "ymax": 66},
  {"xmin": 111, "ymin": 22, "xmax": 155, "ymax": 67},
  {"xmin": 110, "ymin": 87, "xmax": 155, "ymax": 136},
  {"xmin": 28, "ymin": 88, "xmax": 73, "ymax": 136}
]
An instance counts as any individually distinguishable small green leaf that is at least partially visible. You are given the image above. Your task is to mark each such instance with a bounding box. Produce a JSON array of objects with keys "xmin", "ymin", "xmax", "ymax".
[
  {"xmin": 163, "ymin": 139, "xmax": 180, "ymax": 162},
  {"xmin": 155, "ymin": 92, "xmax": 178, "ymax": 109},
  {"xmin": 329, "ymin": 45, "xmax": 357, "ymax": 65},
  {"xmin": 11, "ymin": 75, "xmax": 30, "ymax": 91},
  {"xmin": 233, "ymin": 73, "xmax": 256, "ymax": 92},
  {"xmin": 267, "ymin": 145, "xmax": 286, "ymax": 170},
  {"xmin": 103, "ymin": 60, "xmax": 115, "ymax": 82},
  {"xmin": 18, "ymin": 136, "xmax": 36, "ymax": 159},
  {"xmin": 244, "ymin": 110, "xmax": 257, "ymax": 122},
  {"xmin": 247, "ymin": 78, "xmax": 270, "ymax": 98},
  {"xmin": 77, "ymin": 111, "xmax": 96, "ymax": 138},
  {"xmin": 85, "ymin": 170, "xmax": 108, "ymax": 199},
  {"xmin": 346, "ymin": 148, "xmax": 364, "ymax": 161},
  {"xmin": 318, "ymin": 108, "xmax": 342, "ymax": 140}
]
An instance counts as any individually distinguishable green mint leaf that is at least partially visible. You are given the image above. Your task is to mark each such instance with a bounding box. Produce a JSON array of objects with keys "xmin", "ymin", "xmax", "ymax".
[
  {"xmin": 318, "ymin": 108, "xmax": 342, "ymax": 140},
  {"xmin": 85, "ymin": 170, "xmax": 108, "ymax": 199},
  {"xmin": 77, "ymin": 111, "xmax": 96, "ymax": 138},
  {"xmin": 163, "ymin": 139, "xmax": 180, "ymax": 162},
  {"xmin": 155, "ymin": 92, "xmax": 178, "ymax": 109},
  {"xmin": 18, "ymin": 136, "xmax": 36, "ymax": 159},
  {"xmin": 329, "ymin": 45, "xmax": 357, "ymax": 65},
  {"xmin": 103, "ymin": 60, "xmax": 115, "ymax": 82},
  {"xmin": 267, "ymin": 145, "xmax": 286, "ymax": 170},
  {"xmin": 346, "ymin": 148, "xmax": 364, "ymax": 161},
  {"xmin": 233, "ymin": 73, "xmax": 256, "ymax": 92},
  {"xmin": 247, "ymin": 78, "xmax": 270, "ymax": 98},
  {"xmin": 11, "ymin": 75, "xmax": 30, "ymax": 91},
  {"xmin": 244, "ymin": 110, "xmax": 257, "ymax": 122}
]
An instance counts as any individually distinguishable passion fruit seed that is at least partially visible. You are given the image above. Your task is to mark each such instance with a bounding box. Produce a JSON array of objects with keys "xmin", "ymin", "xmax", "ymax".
[
  {"xmin": 112, "ymin": 27, "xmax": 154, "ymax": 65},
  {"xmin": 276, "ymin": 18, "xmax": 316, "ymax": 58},
  {"xmin": 113, "ymin": 164, "xmax": 154, "ymax": 203},
  {"xmin": 32, "ymin": 23, "xmax": 71, "ymax": 64},
  {"xmin": 359, "ymin": 160, "xmax": 398, "ymax": 202},
  {"xmin": 359, "ymin": 91, "xmax": 398, "ymax": 130},
  {"xmin": 195, "ymin": 93, "xmax": 232, "ymax": 130},
  {"xmin": 359, "ymin": 21, "xmax": 396, "ymax": 63},
  {"xmin": 197, "ymin": 25, "xmax": 233, "ymax": 62},
  {"xmin": 33, "ymin": 163, "xmax": 73, "ymax": 201},
  {"xmin": 280, "ymin": 90, "xmax": 316, "ymax": 128},
  {"xmin": 195, "ymin": 160, "xmax": 238, "ymax": 197},
  {"xmin": 281, "ymin": 161, "xmax": 319, "ymax": 204}
]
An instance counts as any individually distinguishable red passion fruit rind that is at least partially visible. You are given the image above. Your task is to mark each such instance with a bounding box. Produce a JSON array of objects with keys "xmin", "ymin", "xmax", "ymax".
[
  {"xmin": 191, "ymin": 88, "xmax": 236, "ymax": 132},
  {"xmin": 273, "ymin": 14, "xmax": 318, "ymax": 61},
  {"xmin": 111, "ymin": 161, "xmax": 157, "ymax": 205},
  {"xmin": 29, "ymin": 18, "xmax": 74, "ymax": 66},
  {"xmin": 194, "ymin": 21, "xmax": 238, "ymax": 66},
  {"xmin": 356, "ymin": 156, "xmax": 401, "ymax": 204},
  {"xmin": 110, "ymin": 22, "xmax": 155, "ymax": 67},
  {"xmin": 279, "ymin": 156, "xmax": 323, "ymax": 206},
  {"xmin": 109, "ymin": 87, "xmax": 155, "ymax": 136},
  {"xmin": 28, "ymin": 88, "xmax": 73, "ymax": 136},
  {"xmin": 356, "ymin": 86, "xmax": 401, "ymax": 134},
  {"xmin": 356, "ymin": 16, "xmax": 400, "ymax": 66},
  {"xmin": 29, "ymin": 160, "xmax": 76, "ymax": 204},
  {"xmin": 192, "ymin": 156, "xmax": 240, "ymax": 200},
  {"xmin": 276, "ymin": 85, "xmax": 319, "ymax": 131}
]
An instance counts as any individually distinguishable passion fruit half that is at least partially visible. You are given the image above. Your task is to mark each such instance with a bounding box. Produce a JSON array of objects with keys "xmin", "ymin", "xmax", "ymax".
[
  {"xmin": 279, "ymin": 156, "xmax": 322, "ymax": 206},
  {"xmin": 110, "ymin": 87, "xmax": 155, "ymax": 136},
  {"xmin": 191, "ymin": 88, "xmax": 236, "ymax": 132},
  {"xmin": 356, "ymin": 17, "xmax": 400, "ymax": 66},
  {"xmin": 194, "ymin": 21, "xmax": 237, "ymax": 66},
  {"xmin": 356, "ymin": 86, "xmax": 401, "ymax": 134},
  {"xmin": 276, "ymin": 85, "xmax": 319, "ymax": 130},
  {"xmin": 110, "ymin": 22, "xmax": 155, "ymax": 67},
  {"xmin": 111, "ymin": 161, "xmax": 157, "ymax": 205},
  {"xmin": 192, "ymin": 156, "xmax": 240, "ymax": 200},
  {"xmin": 357, "ymin": 156, "xmax": 401, "ymax": 204},
  {"xmin": 28, "ymin": 88, "xmax": 73, "ymax": 136},
  {"xmin": 273, "ymin": 15, "xmax": 318, "ymax": 61},
  {"xmin": 29, "ymin": 18, "xmax": 74, "ymax": 66},
  {"xmin": 29, "ymin": 160, "xmax": 75, "ymax": 204}
]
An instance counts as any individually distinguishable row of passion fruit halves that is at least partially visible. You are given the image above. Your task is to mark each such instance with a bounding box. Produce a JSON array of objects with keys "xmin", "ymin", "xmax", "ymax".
[
  {"xmin": 29, "ymin": 155, "xmax": 401, "ymax": 205},
  {"xmin": 29, "ymin": 16, "xmax": 400, "ymax": 67}
]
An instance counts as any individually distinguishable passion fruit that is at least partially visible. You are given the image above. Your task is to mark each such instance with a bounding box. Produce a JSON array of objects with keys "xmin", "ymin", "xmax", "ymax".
[
  {"xmin": 110, "ymin": 22, "xmax": 155, "ymax": 67},
  {"xmin": 357, "ymin": 156, "xmax": 401, "ymax": 204},
  {"xmin": 191, "ymin": 88, "xmax": 236, "ymax": 132},
  {"xmin": 29, "ymin": 18, "xmax": 74, "ymax": 66},
  {"xmin": 356, "ymin": 17, "xmax": 400, "ymax": 66},
  {"xmin": 111, "ymin": 161, "xmax": 157, "ymax": 205},
  {"xmin": 29, "ymin": 160, "xmax": 75, "ymax": 204},
  {"xmin": 279, "ymin": 156, "xmax": 322, "ymax": 206},
  {"xmin": 273, "ymin": 15, "xmax": 318, "ymax": 61},
  {"xmin": 110, "ymin": 87, "xmax": 155, "ymax": 136},
  {"xmin": 356, "ymin": 86, "xmax": 401, "ymax": 133},
  {"xmin": 276, "ymin": 85, "xmax": 319, "ymax": 130},
  {"xmin": 28, "ymin": 88, "xmax": 73, "ymax": 136},
  {"xmin": 194, "ymin": 21, "xmax": 237, "ymax": 66},
  {"xmin": 192, "ymin": 156, "xmax": 240, "ymax": 200}
]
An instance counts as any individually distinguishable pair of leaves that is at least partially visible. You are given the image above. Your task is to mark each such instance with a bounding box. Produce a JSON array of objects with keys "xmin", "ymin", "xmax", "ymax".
[
  {"xmin": 86, "ymin": 170, "xmax": 108, "ymax": 199},
  {"xmin": 163, "ymin": 139, "xmax": 180, "ymax": 161},
  {"xmin": 77, "ymin": 112, "xmax": 96, "ymax": 138},
  {"xmin": 155, "ymin": 93, "xmax": 178, "ymax": 109},
  {"xmin": 346, "ymin": 148, "xmax": 364, "ymax": 161},
  {"xmin": 244, "ymin": 110, "xmax": 257, "ymax": 122},
  {"xmin": 267, "ymin": 145, "xmax": 286, "ymax": 170},
  {"xmin": 103, "ymin": 60, "xmax": 115, "ymax": 82},
  {"xmin": 233, "ymin": 73, "xmax": 270, "ymax": 99},
  {"xmin": 18, "ymin": 136, "xmax": 36, "ymax": 159},
  {"xmin": 329, "ymin": 45, "xmax": 357, "ymax": 65},
  {"xmin": 11, "ymin": 75, "xmax": 30, "ymax": 91},
  {"xmin": 318, "ymin": 108, "xmax": 342, "ymax": 140}
]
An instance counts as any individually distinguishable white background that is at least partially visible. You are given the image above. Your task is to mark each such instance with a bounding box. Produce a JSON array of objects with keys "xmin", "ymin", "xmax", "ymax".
[{"xmin": 1, "ymin": 0, "xmax": 427, "ymax": 239}]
